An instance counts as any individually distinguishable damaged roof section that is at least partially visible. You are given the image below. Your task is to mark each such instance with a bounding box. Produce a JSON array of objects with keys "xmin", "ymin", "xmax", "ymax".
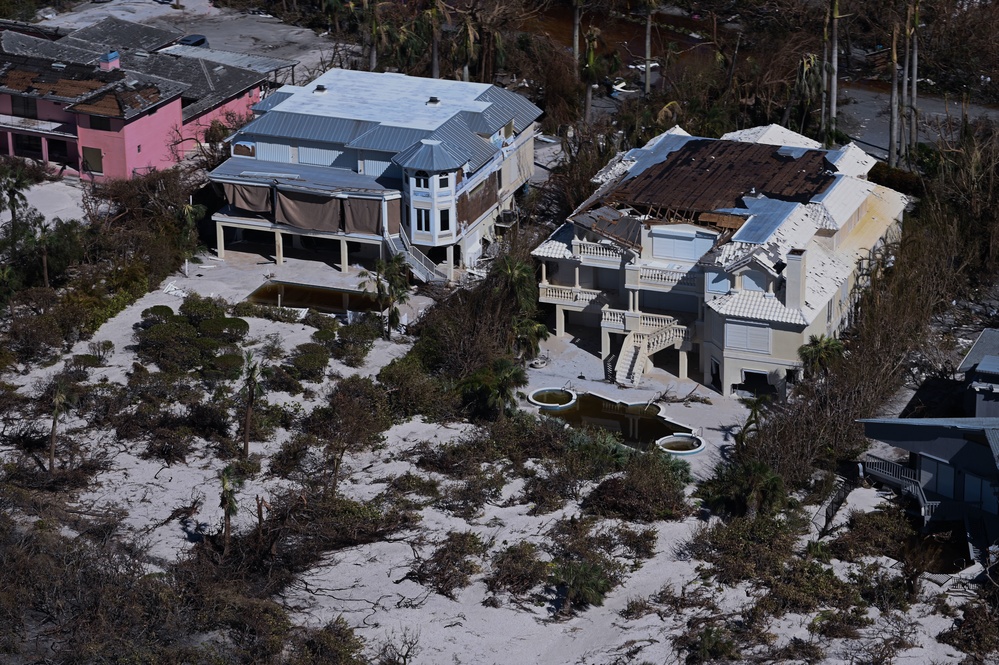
[
  {"xmin": 573, "ymin": 205, "xmax": 642, "ymax": 251},
  {"xmin": 610, "ymin": 139, "xmax": 837, "ymax": 213},
  {"xmin": 63, "ymin": 17, "xmax": 182, "ymax": 53},
  {"xmin": 0, "ymin": 54, "xmax": 186, "ymax": 118}
]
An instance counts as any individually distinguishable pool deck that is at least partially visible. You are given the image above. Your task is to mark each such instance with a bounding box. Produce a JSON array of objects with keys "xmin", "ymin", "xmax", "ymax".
[{"xmin": 522, "ymin": 331, "xmax": 748, "ymax": 480}]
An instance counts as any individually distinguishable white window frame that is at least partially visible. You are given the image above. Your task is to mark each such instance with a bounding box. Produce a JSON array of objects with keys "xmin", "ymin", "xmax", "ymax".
[
  {"xmin": 414, "ymin": 171, "xmax": 429, "ymax": 189},
  {"xmin": 415, "ymin": 207, "xmax": 430, "ymax": 232}
]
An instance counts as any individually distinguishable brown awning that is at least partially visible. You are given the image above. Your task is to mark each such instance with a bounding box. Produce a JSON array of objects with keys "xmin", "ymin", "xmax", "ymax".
[
  {"xmin": 343, "ymin": 197, "xmax": 382, "ymax": 235},
  {"xmin": 223, "ymin": 183, "xmax": 272, "ymax": 214},
  {"xmin": 386, "ymin": 199, "xmax": 401, "ymax": 235},
  {"xmin": 275, "ymin": 189, "xmax": 341, "ymax": 232}
]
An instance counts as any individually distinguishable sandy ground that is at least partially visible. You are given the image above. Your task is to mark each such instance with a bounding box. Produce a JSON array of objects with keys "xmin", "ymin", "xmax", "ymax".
[{"xmin": 0, "ymin": 179, "xmax": 87, "ymax": 224}]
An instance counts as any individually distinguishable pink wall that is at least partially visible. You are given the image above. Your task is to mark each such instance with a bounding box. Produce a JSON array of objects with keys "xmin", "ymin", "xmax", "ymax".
[
  {"xmin": 76, "ymin": 97, "xmax": 183, "ymax": 180},
  {"xmin": 179, "ymin": 86, "xmax": 261, "ymax": 149},
  {"xmin": 0, "ymin": 94, "xmax": 74, "ymax": 123}
]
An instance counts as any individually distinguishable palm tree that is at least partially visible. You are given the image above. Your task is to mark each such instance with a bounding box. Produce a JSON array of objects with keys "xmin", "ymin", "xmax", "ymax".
[
  {"xmin": 359, "ymin": 253, "xmax": 410, "ymax": 340},
  {"xmin": 419, "ymin": 0, "xmax": 451, "ymax": 79},
  {"xmin": 219, "ymin": 465, "xmax": 241, "ymax": 556},
  {"xmin": 49, "ymin": 382, "xmax": 69, "ymax": 474},
  {"xmin": 461, "ymin": 356, "xmax": 527, "ymax": 420},
  {"xmin": 512, "ymin": 315, "xmax": 549, "ymax": 360},
  {"xmin": 0, "ymin": 163, "xmax": 31, "ymax": 260},
  {"xmin": 633, "ymin": 0, "xmax": 658, "ymax": 95},
  {"xmin": 239, "ymin": 351, "xmax": 266, "ymax": 460},
  {"xmin": 798, "ymin": 334, "xmax": 845, "ymax": 378},
  {"xmin": 581, "ymin": 27, "xmax": 601, "ymax": 124},
  {"xmin": 26, "ymin": 211, "xmax": 52, "ymax": 288},
  {"xmin": 491, "ymin": 254, "xmax": 535, "ymax": 314}
]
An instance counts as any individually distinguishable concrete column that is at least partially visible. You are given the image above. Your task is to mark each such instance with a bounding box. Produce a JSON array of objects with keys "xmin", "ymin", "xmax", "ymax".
[
  {"xmin": 41, "ymin": 137, "xmax": 49, "ymax": 165},
  {"xmin": 555, "ymin": 305, "xmax": 565, "ymax": 337},
  {"xmin": 340, "ymin": 238, "xmax": 349, "ymax": 272},
  {"xmin": 216, "ymin": 223, "xmax": 226, "ymax": 260},
  {"xmin": 678, "ymin": 350, "xmax": 688, "ymax": 380},
  {"xmin": 446, "ymin": 245, "xmax": 454, "ymax": 282},
  {"xmin": 574, "ymin": 266, "xmax": 580, "ymax": 289},
  {"xmin": 721, "ymin": 361, "xmax": 738, "ymax": 397},
  {"xmin": 275, "ymin": 230, "xmax": 283, "ymax": 265},
  {"xmin": 601, "ymin": 329, "xmax": 610, "ymax": 359},
  {"xmin": 540, "ymin": 262, "xmax": 548, "ymax": 285}
]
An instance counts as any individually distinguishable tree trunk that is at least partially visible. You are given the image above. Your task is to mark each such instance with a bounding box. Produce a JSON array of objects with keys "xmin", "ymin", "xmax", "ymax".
[
  {"xmin": 820, "ymin": 6, "xmax": 829, "ymax": 139},
  {"xmin": 585, "ymin": 82, "xmax": 593, "ymax": 125},
  {"xmin": 644, "ymin": 11, "xmax": 652, "ymax": 95},
  {"xmin": 369, "ymin": 34, "xmax": 377, "ymax": 71},
  {"xmin": 432, "ymin": 28, "xmax": 440, "ymax": 79},
  {"xmin": 889, "ymin": 23, "xmax": 899, "ymax": 168},
  {"xmin": 829, "ymin": 0, "xmax": 838, "ymax": 139},
  {"xmin": 41, "ymin": 246, "xmax": 49, "ymax": 289},
  {"xmin": 463, "ymin": 61, "xmax": 470, "ymax": 82},
  {"xmin": 48, "ymin": 414, "xmax": 57, "ymax": 474},
  {"xmin": 242, "ymin": 395, "xmax": 253, "ymax": 460},
  {"xmin": 223, "ymin": 513, "xmax": 231, "ymax": 556},
  {"xmin": 572, "ymin": 2, "xmax": 581, "ymax": 76},
  {"xmin": 910, "ymin": 1, "xmax": 919, "ymax": 158},
  {"xmin": 900, "ymin": 5, "xmax": 911, "ymax": 164}
]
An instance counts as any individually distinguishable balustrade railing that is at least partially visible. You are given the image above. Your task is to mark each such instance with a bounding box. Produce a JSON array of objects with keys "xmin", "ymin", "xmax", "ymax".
[
  {"xmin": 576, "ymin": 241, "xmax": 623, "ymax": 261},
  {"xmin": 639, "ymin": 265, "xmax": 698, "ymax": 287}
]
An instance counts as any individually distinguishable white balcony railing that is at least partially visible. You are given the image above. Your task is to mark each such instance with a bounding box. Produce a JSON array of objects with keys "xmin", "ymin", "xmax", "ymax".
[
  {"xmin": 576, "ymin": 241, "xmax": 623, "ymax": 262},
  {"xmin": 601, "ymin": 308, "xmax": 626, "ymax": 328},
  {"xmin": 639, "ymin": 265, "xmax": 698, "ymax": 288},
  {"xmin": 539, "ymin": 284, "xmax": 605, "ymax": 306}
]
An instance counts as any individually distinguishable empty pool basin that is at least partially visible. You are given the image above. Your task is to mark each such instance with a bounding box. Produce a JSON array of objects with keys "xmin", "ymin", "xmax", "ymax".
[
  {"xmin": 528, "ymin": 387, "xmax": 578, "ymax": 411},
  {"xmin": 656, "ymin": 433, "xmax": 706, "ymax": 456}
]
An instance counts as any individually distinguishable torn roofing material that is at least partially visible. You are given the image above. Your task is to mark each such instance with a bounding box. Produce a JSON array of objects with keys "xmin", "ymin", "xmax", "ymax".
[
  {"xmin": 63, "ymin": 17, "xmax": 182, "ymax": 53},
  {"xmin": 610, "ymin": 139, "xmax": 837, "ymax": 213},
  {"xmin": 573, "ymin": 205, "xmax": 642, "ymax": 251}
]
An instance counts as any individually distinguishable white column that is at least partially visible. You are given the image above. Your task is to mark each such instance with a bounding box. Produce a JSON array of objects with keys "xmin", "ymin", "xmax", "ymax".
[
  {"xmin": 541, "ymin": 262, "xmax": 548, "ymax": 285},
  {"xmin": 574, "ymin": 266, "xmax": 580, "ymax": 289},
  {"xmin": 601, "ymin": 329, "xmax": 610, "ymax": 359},
  {"xmin": 556, "ymin": 305, "xmax": 565, "ymax": 337},
  {"xmin": 340, "ymin": 238, "xmax": 349, "ymax": 272},
  {"xmin": 678, "ymin": 350, "xmax": 688, "ymax": 380},
  {"xmin": 216, "ymin": 223, "xmax": 225, "ymax": 260},
  {"xmin": 274, "ymin": 231, "xmax": 283, "ymax": 265},
  {"xmin": 446, "ymin": 245, "xmax": 454, "ymax": 282}
]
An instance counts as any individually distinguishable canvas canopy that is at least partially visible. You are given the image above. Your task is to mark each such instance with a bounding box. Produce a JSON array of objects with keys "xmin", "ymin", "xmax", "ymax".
[
  {"xmin": 343, "ymin": 198, "xmax": 382, "ymax": 235},
  {"xmin": 223, "ymin": 183, "xmax": 272, "ymax": 214},
  {"xmin": 275, "ymin": 188, "xmax": 341, "ymax": 232}
]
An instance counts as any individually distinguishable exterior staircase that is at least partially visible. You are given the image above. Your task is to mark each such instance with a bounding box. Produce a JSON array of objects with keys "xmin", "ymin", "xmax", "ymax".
[
  {"xmin": 613, "ymin": 321, "xmax": 690, "ymax": 386},
  {"xmin": 388, "ymin": 234, "xmax": 448, "ymax": 283},
  {"xmin": 864, "ymin": 454, "xmax": 941, "ymax": 526}
]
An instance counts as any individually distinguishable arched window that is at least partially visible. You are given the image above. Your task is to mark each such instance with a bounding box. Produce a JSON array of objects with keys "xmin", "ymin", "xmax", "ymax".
[{"xmin": 414, "ymin": 171, "xmax": 429, "ymax": 189}]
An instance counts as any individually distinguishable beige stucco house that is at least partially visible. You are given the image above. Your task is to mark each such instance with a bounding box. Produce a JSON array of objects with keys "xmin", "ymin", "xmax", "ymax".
[{"xmin": 532, "ymin": 125, "xmax": 908, "ymax": 396}]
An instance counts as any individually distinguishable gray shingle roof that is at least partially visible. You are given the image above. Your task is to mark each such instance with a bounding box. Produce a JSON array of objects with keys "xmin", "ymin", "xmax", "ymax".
[
  {"xmin": 64, "ymin": 17, "xmax": 182, "ymax": 52},
  {"xmin": 392, "ymin": 139, "xmax": 464, "ymax": 172},
  {"xmin": 0, "ymin": 31, "xmax": 101, "ymax": 64},
  {"xmin": 241, "ymin": 111, "xmax": 377, "ymax": 144},
  {"xmin": 959, "ymin": 329, "xmax": 999, "ymax": 373}
]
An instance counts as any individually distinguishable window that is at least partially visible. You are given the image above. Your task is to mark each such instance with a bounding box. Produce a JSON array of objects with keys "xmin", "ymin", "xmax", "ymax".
[
  {"xmin": 439, "ymin": 208, "xmax": 450, "ymax": 232},
  {"xmin": 13, "ymin": 134, "xmax": 41, "ymax": 158},
  {"xmin": 90, "ymin": 115, "xmax": 112, "ymax": 131},
  {"xmin": 439, "ymin": 173, "xmax": 449, "ymax": 188},
  {"xmin": 82, "ymin": 146, "xmax": 103, "ymax": 174},
  {"xmin": 742, "ymin": 270, "xmax": 766, "ymax": 292},
  {"xmin": 416, "ymin": 207, "xmax": 430, "ymax": 232},
  {"xmin": 725, "ymin": 321, "xmax": 771, "ymax": 354},
  {"xmin": 707, "ymin": 272, "xmax": 730, "ymax": 294},
  {"xmin": 414, "ymin": 171, "xmax": 429, "ymax": 189},
  {"xmin": 11, "ymin": 96, "xmax": 37, "ymax": 119}
]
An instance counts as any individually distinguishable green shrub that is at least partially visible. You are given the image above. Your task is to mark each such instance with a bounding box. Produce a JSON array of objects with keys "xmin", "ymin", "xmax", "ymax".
[
  {"xmin": 140, "ymin": 305, "xmax": 175, "ymax": 326},
  {"xmin": 288, "ymin": 617, "xmax": 367, "ymax": 665},
  {"xmin": 675, "ymin": 625, "xmax": 741, "ymax": 664},
  {"xmin": 134, "ymin": 320, "xmax": 201, "ymax": 373},
  {"xmin": 143, "ymin": 428, "xmax": 193, "ymax": 464},
  {"xmin": 584, "ymin": 452, "xmax": 691, "ymax": 522},
  {"xmin": 198, "ymin": 317, "xmax": 250, "ymax": 344},
  {"xmin": 179, "ymin": 293, "xmax": 228, "ymax": 326},
  {"xmin": 186, "ymin": 400, "xmax": 231, "ymax": 439},
  {"xmin": 696, "ymin": 460, "xmax": 787, "ymax": 518},
  {"xmin": 270, "ymin": 433, "xmax": 316, "ymax": 478},
  {"xmin": 71, "ymin": 354, "xmax": 103, "ymax": 369},
  {"xmin": 377, "ymin": 355, "xmax": 459, "ymax": 420},
  {"xmin": 684, "ymin": 513, "xmax": 805, "ymax": 586},
  {"xmin": 9, "ymin": 312, "xmax": 63, "ymax": 362},
  {"xmin": 550, "ymin": 560, "xmax": 613, "ymax": 613},
  {"xmin": 265, "ymin": 365, "xmax": 304, "ymax": 395},
  {"xmin": 435, "ymin": 468, "xmax": 506, "ymax": 519},
  {"xmin": 311, "ymin": 328, "xmax": 338, "ymax": 351},
  {"xmin": 486, "ymin": 542, "xmax": 548, "ymax": 596},
  {"xmin": 302, "ymin": 309, "xmax": 339, "ymax": 332},
  {"xmin": 809, "ymin": 608, "xmax": 873, "ymax": 639},
  {"xmin": 290, "ymin": 343, "xmax": 331, "ymax": 382},
  {"xmin": 207, "ymin": 352, "xmax": 245, "ymax": 381},
  {"xmin": 755, "ymin": 559, "xmax": 860, "ymax": 618},
  {"xmin": 331, "ymin": 316, "xmax": 381, "ymax": 367},
  {"xmin": 938, "ymin": 603, "xmax": 999, "ymax": 658},
  {"xmin": 87, "ymin": 340, "xmax": 115, "ymax": 363}
]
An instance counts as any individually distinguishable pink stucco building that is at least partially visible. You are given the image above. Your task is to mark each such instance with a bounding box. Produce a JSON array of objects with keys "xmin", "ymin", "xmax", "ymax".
[{"xmin": 0, "ymin": 17, "xmax": 295, "ymax": 180}]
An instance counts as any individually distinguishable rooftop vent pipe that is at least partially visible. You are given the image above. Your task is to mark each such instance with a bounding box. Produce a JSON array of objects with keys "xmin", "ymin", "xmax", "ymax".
[
  {"xmin": 427, "ymin": 96, "xmax": 440, "ymax": 106},
  {"xmin": 314, "ymin": 84, "xmax": 327, "ymax": 94}
]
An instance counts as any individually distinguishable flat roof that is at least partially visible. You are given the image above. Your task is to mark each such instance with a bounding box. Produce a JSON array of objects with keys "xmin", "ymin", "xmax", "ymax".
[
  {"xmin": 210, "ymin": 156, "xmax": 397, "ymax": 196},
  {"xmin": 158, "ymin": 44, "xmax": 298, "ymax": 74}
]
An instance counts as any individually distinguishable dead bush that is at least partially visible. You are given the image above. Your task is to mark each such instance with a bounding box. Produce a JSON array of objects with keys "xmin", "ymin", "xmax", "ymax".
[
  {"xmin": 288, "ymin": 617, "xmax": 367, "ymax": 665},
  {"xmin": 808, "ymin": 607, "xmax": 873, "ymax": 639},
  {"xmin": 938, "ymin": 602, "xmax": 999, "ymax": 658},
  {"xmin": 829, "ymin": 506, "xmax": 915, "ymax": 562},
  {"xmin": 435, "ymin": 468, "xmax": 506, "ymax": 519},
  {"xmin": 583, "ymin": 453, "xmax": 691, "ymax": 522},
  {"xmin": 410, "ymin": 531, "xmax": 488, "ymax": 599},
  {"xmin": 684, "ymin": 513, "xmax": 805, "ymax": 586}
]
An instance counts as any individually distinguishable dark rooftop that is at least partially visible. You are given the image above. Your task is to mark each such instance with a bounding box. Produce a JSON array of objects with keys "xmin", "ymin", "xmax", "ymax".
[
  {"xmin": 959, "ymin": 329, "xmax": 999, "ymax": 373},
  {"xmin": 609, "ymin": 139, "xmax": 837, "ymax": 214},
  {"xmin": 63, "ymin": 17, "xmax": 182, "ymax": 53}
]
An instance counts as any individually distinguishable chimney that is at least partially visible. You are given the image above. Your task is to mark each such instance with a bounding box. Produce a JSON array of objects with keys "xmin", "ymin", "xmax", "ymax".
[
  {"xmin": 785, "ymin": 248, "xmax": 807, "ymax": 311},
  {"xmin": 99, "ymin": 51, "xmax": 120, "ymax": 71}
]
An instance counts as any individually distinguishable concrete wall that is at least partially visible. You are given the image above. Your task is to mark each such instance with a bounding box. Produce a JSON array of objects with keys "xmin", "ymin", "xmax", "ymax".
[
  {"xmin": 180, "ymin": 86, "xmax": 261, "ymax": 147},
  {"xmin": 76, "ymin": 98, "xmax": 183, "ymax": 180}
]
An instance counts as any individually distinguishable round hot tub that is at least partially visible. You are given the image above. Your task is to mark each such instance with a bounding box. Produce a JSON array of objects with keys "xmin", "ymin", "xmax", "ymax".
[
  {"xmin": 656, "ymin": 433, "xmax": 706, "ymax": 456},
  {"xmin": 528, "ymin": 387, "xmax": 578, "ymax": 411}
]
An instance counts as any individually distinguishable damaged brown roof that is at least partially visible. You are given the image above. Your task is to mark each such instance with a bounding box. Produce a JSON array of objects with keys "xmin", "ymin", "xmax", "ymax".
[
  {"xmin": 0, "ymin": 54, "xmax": 187, "ymax": 118},
  {"xmin": 610, "ymin": 139, "xmax": 837, "ymax": 214}
]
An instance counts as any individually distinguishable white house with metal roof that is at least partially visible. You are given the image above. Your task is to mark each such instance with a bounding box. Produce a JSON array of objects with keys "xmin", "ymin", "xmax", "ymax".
[
  {"xmin": 209, "ymin": 68, "xmax": 541, "ymax": 281},
  {"xmin": 532, "ymin": 126, "xmax": 908, "ymax": 395}
]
